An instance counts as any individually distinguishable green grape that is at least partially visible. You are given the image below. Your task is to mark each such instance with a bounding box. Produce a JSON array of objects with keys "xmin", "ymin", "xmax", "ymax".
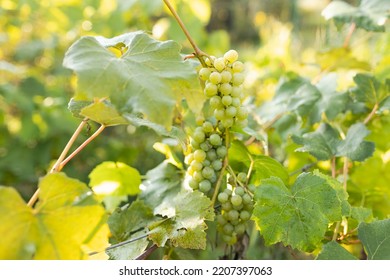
[
  {"xmin": 185, "ymin": 153, "xmax": 194, "ymax": 165},
  {"xmin": 220, "ymin": 70, "xmax": 232, "ymax": 83},
  {"xmin": 216, "ymin": 215, "xmax": 227, "ymax": 226},
  {"xmin": 193, "ymin": 149, "xmax": 206, "ymax": 162},
  {"xmin": 232, "ymin": 73, "xmax": 245, "ymax": 86},
  {"xmin": 231, "ymin": 195, "xmax": 243, "ymax": 207},
  {"xmin": 222, "ymin": 201, "xmax": 232, "ymax": 211},
  {"xmin": 213, "ymin": 57, "xmax": 225, "ymax": 72},
  {"xmin": 205, "ymin": 56, "xmax": 215, "ymax": 67},
  {"xmin": 232, "ymin": 61, "xmax": 244, "ymax": 73},
  {"xmin": 212, "ymin": 159, "xmax": 223, "ymax": 171},
  {"xmin": 209, "ymin": 71, "xmax": 222, "ymax": 84},
  {"xmin": 216, "ymin": 146, "xmax": 227, "ymax": 158},
  {"xmin": 200, "ymin": 141, "xmax": 211, "ymax": 152},
  {"xmin": 203, "ymin": 159, "xmax": 211, "ymax": 167},
  {"xmin": 236, "ymin": 106, "xmax": 248, "ymax": 120},
  {"xmin": 228, "ymin": 209, "xmax": 240, "ymax": 221},
  {"xmin": 193, "ymin": 171, "xmax": 203, "ymax": 182},
  {"xmin": 224, "ymin": 49, "xmax": 239, "ymax": 63},
  {"xmin": 202, "ymin": 121, "xmax": 214, "ymax": 133},
  {"xmin": 209, "ymin": 96, "xmax": 222, "ymax": 109},
  {"xmin": 223, "ymin": 223, "xmax": 234, "ymax": 235},
  {"xmin": 219, "ymin": 83, "xmax": 232, "ymax": 95},
  {"xmin": 234, "ymin": 223, "xmax": 246, "ymax": 235},
  {"xmin": 195, "ymin": 115, "xmax": 205, "ymax": 126},
  {"xmin": 218, "ymin": 192, "xmax": 229, "ymax": 203},
  {"xmin": 199, "ymin": 67, "xmax": 211, "ymax": 80},
  {"xmin": 232, "ymin": 203, "xmax": 243, "ymax": 211},
  {"xmin": 237, "ymin": 172, "xmax": 247, "ymax": 183},
  {"xmin": 242, "ymin": 193, "xmax": 252, "ymax": 204},
  {"xmin": 207, "ymin": 149, "xmax": 217, "ymax": 161},
  {"xmin": 225, "ymin": 106, "xmax": 237, "ymax": 118},
  {"xmin": 231, "ymin": 86, "xmax": 242, "ymax": 97},
  {"xmin": 224, "ymin": 188, "xmax": 233, "ymax": 196},
  {"xmin": 230, "ymin": 219, "xmax": 240, "ymax": 226},
  {"xmin": 248, "ymin": 184, "xmax": 256, "ymax": 193},
  {"xmin": 231, "ymin": 97, "xmax": 241, "ymax": 107},
  {"xmin": 214, "ymin": 108, "xmax": 225, "ymax": 120},
  {"xmin": 204, "ymin": 82, "xmax": 218, "ymax": 97},
  {"xmin": 235, "ymin": 186, "xmax": 245, "ymax": 196},
  {"xmin": 189, "ymin": 178, "xmax": 198, "ymax": 189},
  {"xmin": 193, "ymin": 130, "xmax": 205, "ymax": 143},
  {"xmin": 221, "ymin": 117, "xmax": 234, "ymax": 128},
  {"xmin": 240, "ymin": 210, "xmax": 251, "ymax": 221},
  {"xmin": 210, "ymin": 173, "xmax": 217, "ymax": 183},
  {"xmin": 187, "ymin": 166, "xmax": 195, "ymax": 176},
  {"xmin": 235, "ymin": 119, "xmax": 248, "ymax": 128},
  {"xmin": 221, "ymin": 95, "xmax": 232, "ymax": 106},
  {"xmin": 199, "ymin": 180, "xmax": 212, "ymax": 193},
  {"xmin": 190, "ymin": 160, "xmax": 203, "ymax": 171},
  {"xmin": 209, "ymin": 133, "xmax": 222, "ymax": 146},
  {"xmin": 190, "ymin": 139, "xmax": 200, "ymax": 149},
  {"xmin": 201, "ymin": 166, "xmax": 215, "ymax": 179},
  {"xmin": 222, "ymin": 234, "xmax": 235, "ymax": 244}
]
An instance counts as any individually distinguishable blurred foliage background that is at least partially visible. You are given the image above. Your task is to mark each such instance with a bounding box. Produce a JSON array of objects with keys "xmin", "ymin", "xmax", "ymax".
[{"xmin": 1, "ymin": 0, "xmax": 389, "ymax": 234}]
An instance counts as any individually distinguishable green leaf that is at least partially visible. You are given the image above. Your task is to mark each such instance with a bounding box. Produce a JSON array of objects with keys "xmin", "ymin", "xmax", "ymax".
[
  {"xmin": 229, "ymin": 140, "xmax": 289, "ymax": 185},
  {"xmin": 351, "ymin": 207, "xmax": 373, "ymax": 223},
  {"xmin": 80, "ymin": 102, "xmax": 128, "ymax": 126},
  {"xmin": 351, "ymin": 74, "xmax": 388, "ymax": 107},
  {"xmin": 107, "ymin": 230, "xmax": 149, "ymax": 260},
  {"xmin": 292, "ymin": 123, "xmax": 340, "ymax": 160},
  {"xmin": 89, "ymin": 162, "xmax": 141, "ymax": 212},
  {"xmin": 378, "ymin": 96, "xmax": 390, "ymax": 115},
  {"xmin": 148, "ymin": 191, "xmax": 214, "ymax": 249},
  {"xmin": 316, "ymin": 48, "xmax": 371, "ymax": 71},
  {"xmin": 336, "ymin": 123, "xmax": 375, "ymax": 161},
  {"xmin": 253, "ymin": 173, "xmax": 342, "ymax": 252},
  {"xmin": 322, "ymin": 0, "xmax": 390, "ymax": 32},
  {"xmin": 316, "ymin": 241, "xmax": 358, "ymax": 260},
  {"xmin": 67, "ymin": 98, "xmax": 93, "ymax": 118},
  {"xmin": 63, "ymin": 31, "xmax": 199, "ymax": 128},
  {"xmin": 0, "ymin": 174, "xmax": 109, "ymax": 259},
  {"xmin": 358, "ymin": 219, "xmax": 390, "ymax": 260}
]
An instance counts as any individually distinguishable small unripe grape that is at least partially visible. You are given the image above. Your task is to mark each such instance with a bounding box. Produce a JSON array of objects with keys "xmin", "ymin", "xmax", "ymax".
[
  {"xmin": 193, "ymin": 171, "xmax": 203, "ymax": 182},
  {"xmin": 209, "ymin": 133, "xmax": 222, "ymax": 146},
  {"xmin": 219, "ymin": 83, "xmax": 232, "ymax": 95},
  {"xmin": 232, "ymin": 203, "xmax": 243, "ymax": 211},
  {"xmin": 231, "ymin": 195, "xmax": 243, "ymax": 207},
  {"xmin": 231, "ymin": 97, "xmax": 241, "ymax": 107},
  {"xmin": 225, "ymin": 106, "xmax": 237, "ymax": 118},
  {"xmin": 224, "ymin": 50, "xmax": 239, "ymax": 63},
  {"xmin": 214, "ymin": 108, "xmax": 225, "ymax": 120},
  {"xmin": 224, "ymin": 188, "xmax": 233, "ymax": 196},
  {"xmin": 221, "ymin": 117, "xmax": 234, "ymax": 128},
  {"xmin": 213, "ymin": 57, "xmax": 226, "ymax": 72},
  {"xmin": 220, "ymin": 70, "xmax": 232, "ymax": 83},
  {"xmin": 212, "ymin": 159, "xmax": 223, "ymax": 171},
  {"xmin": 189, "ymin": 178, "xmax": 198, "ymax": 189},
  {"xmin": 240, "ymin": 210, "xmax": 251, "ymax": 221},
  {"xmin": 232, "ymin": 73, "xmax": 245, "ymax": 86},
  {"xmin": 205, "ymin": 56, "xmax": 215, "ymax": 67},
  {"xmin": 203, "ymin": 159, "xmax": 211, "ymax": 167},
  {"xmin": 199, "ymin": 180, "xmax": 212, "ymax": 193},
  {"xmin": 232, "ymin": 61, "xmax": 244, "ymax": 72},
  {"xmin": 248, "ymin": 184, "xmax": 256, "ymax": 193},
  {"xmin": 216, "ymin": 215, "xmax": 227, "ymax": 226},
  {"xmin": 194, "ymin": 149, "xmax": 206, "ymax": 162},
  {"xmin": 223, "ymin": 223, "xmax": 234, "ymax": 235},
  {"xmin": 209, "ymin": 71, "xmax": 222, "ymax": 84},
  {"xmin": 228, "ymin": 209, "xmax": 240, "ymax": 221},
  {"xmin": 190, "ymin": 139, "xmax": 200, "ymax": 149},
  {"xmin": 234, "ymin": 223, "xmax": 246, "ymax": 235},
  {"xmin": 231, "ymin": 86, "xmax": 242, "ymax": 97},
  {"xmin": 222, "ymin": 95, "xmax": 232, "ymax": 106},
  {"xmin": 193, "ymin": 130, "xmax": 205, "ymax": 143},
  {"xmin": 209, "ymin": 96, "xmax": 222, "ymax": 109},
  {"xmin": 218, "ymin": 192, "xmax": 229, "ymax": 203},
  {"xmin": 216, "ymin": 146, "xmax": 227, "ymax": 158},
  {"xmin": 199, "ymin": 67, "xmax": 211, "ymax": 80},
  {"xmin": 200, "ymin": 141, "xmax": 211, "ymax": 152},
  {"xmin": 235, "ymin": 186, "xmax": 245, "ymax": 196},
  {"xmin": 207, "ymin": 149, "xmax": 217, "ymax": 161},
  {"xmin": 222, "ymin": 201, "xmax": 232, "ymax": 211},
  {"xmin": 202, "ymin": 166, "xmax": 215, "ymax": 179},
  {"xmin": 236, "ymin": 106, "xmax": 248, "ymax": 120},
  {"xmin": 222, "ymin": 234, "xmax": 235, "ymax": 244},
  {"xmin": 190, "ymin": 160, "xmax": 203, "ymax": 171},
  {"xmin": 202, "ymin": 121, "xmax": 214, "ymax": 133},
  {"xmin": 235, "ymin": 119, "xmax": 248, "ymax": 128},
  {"xmin": 185, "ymin": 153, "xmax": 194, "ymax": 165},
  {"xmin": 204, "ymin": 83, "xmax": 218, "ymax": 97},
  {"xmin": 237, "ymin": 172, "xmax": 247, "ymax": 183},
  {"xmin": 242, "ymin": 193, "xmax": 252, "ymax": 204}
]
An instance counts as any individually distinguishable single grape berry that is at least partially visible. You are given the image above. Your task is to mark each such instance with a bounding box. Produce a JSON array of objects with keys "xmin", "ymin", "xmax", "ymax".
[
  {"xmin": 199, "ymin": 67, "xmax": 211, "ymax": 80},
  {"xmin": 218, "ymin": 192, "xmax": 229, "ymax": 203},
  {"xmin": 224, "ymin": 49, "xmax": 239, "ymax": 64},
  {"xmin": 199, "ymin": 180, "xmax": 212, "ymax": 193},
  {"xmin": 231, "ymin": 195, "xmax": 243, "ymax": 207},
  {"xmin": 209, "ymin": 133, "xmax": 222, "ymax": 146},
  {"xmin": 194, "ymin": 149, "xmax": 206, "ymax": 162},
  {"xmin": 209, "ymin": 71, "xmax": 222, "ymax": 84}
]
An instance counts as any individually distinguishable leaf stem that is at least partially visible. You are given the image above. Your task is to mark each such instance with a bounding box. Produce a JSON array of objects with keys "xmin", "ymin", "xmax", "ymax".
[
  {"xmin": 343, "ymin": 22, "xmax": 356, "ymax": 49},
  {"xmin": 58, "ymin": 124, "xmax": 106, "ymax": 170},
  {"xmin": 331, "ymin": 156, "xmax": 337, "ymax": 178},
  {"xmin": 27, "ymin": 118, "xmax": 89, "ymax": 207},
  {"xmin": 163, "ymin": 0, "xmax": 208, "ymax": 66},
  {"xmin": 363, "ymin": 103, "xmax": 378, "ymax": 125}
]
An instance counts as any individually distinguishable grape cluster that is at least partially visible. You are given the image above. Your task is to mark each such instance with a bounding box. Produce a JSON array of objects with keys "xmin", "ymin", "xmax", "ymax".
[
  {"xmin": 199, "ymin": 50, "xmax": 248, "ymax": 130},
  {"xmin": 216, "ymin": 179, "xmax": 254, "ymax": 244}
]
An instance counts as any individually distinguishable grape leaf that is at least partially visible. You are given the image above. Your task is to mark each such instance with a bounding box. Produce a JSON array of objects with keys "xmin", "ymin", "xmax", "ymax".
[
  {"xmin": 228, "ymin": 140, "xmax": 289, "ymax": 185},
  {"xmin": 351, "ymin": 207, "xmax": 373, "ymax": 223},
  {"xmin": 322, "ymin": 0, "xmax": 390, "ymax": 32},
  {"xmin": 0, "ymin": 173, "xmax": 109, "ymax": 259},
  {"xmin": 148, "ymin": 190, "xmax": 214, "ymax": 249},
  {"xmin": 358, "ymin": 219, "xmax": 390, "ymax": 260},
  {"xmin": 293, "ymin": 122, "xmax": 375, "ymax": 162},
  {"xmin": 63, "ymin": 31, "xmax": 199, "ymax": 128},
  {"xmin": 253, "ymin": 173, "xmax": 342, "ymax": 252},
  {"xmin": 316, "ymin": 241, "xmax": 358, "ymax": 260},
  {"xmin": 378, "ymin": 96, "xmax": 390, "ymax": 115},
  {"xmin": 89, "ymin": 161, "xmax": 141, "ymax": 212},
  {"xmin": 80, "ymin": 102, "xmax": 128, "ymax": 126},
  {"xmin": 107, "ymin": 230, "xmax": 149, "ymax": 260},
  {"xmin": 350, "ymin": 74, "xmax": 388, "ymax": 107},
  {"xmin": 316, "ymin": 48, "xmax": 371, "ymax": 72}
]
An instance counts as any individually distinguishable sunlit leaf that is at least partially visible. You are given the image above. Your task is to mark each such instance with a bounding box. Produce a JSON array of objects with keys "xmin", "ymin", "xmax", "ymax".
[
  {"xmin": 358, "ymin": 219, "xmax": 390, "ymax": 260},
  {"xmin": 316, "ymin": 241, "xmax": 358, "ymax": 260}
]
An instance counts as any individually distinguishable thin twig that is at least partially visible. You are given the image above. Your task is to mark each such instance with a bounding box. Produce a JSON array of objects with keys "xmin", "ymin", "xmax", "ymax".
[
  {"xmin": 163, "ymin": 0, "xmax": 208, "ymax": 66},
  {"xmin": 363, "ymin": 103, "xmax": 378, "ymax": 125},
  {"xmin": 135, "ymin": 244, "xmax": 158, "ymax": 260},
  {"xmin": 342, "ymin": 157, "xmax": 349, "ymax": 190},
  {"xmin": 331, "ymin": 156, "xmax": 337, "ymax": 178},
  {"xmin": 58, "ymin": 124, "xmax": 106, "ymax": 170},
  {"xmin": 343, "ymin": 22, "xmax": 356, "ymax": 49}
]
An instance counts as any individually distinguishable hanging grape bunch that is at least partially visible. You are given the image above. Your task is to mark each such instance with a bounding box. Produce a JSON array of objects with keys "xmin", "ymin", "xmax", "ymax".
[{"xmin": 185, "ymin": 50, "xmax": 248, "ymax": 195}]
